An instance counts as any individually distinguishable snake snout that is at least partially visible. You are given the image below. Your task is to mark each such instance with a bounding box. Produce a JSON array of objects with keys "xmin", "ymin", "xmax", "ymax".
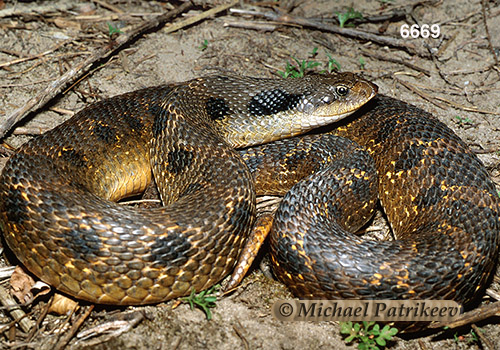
[{"xmin": 308, "ymin": 75, "xmax": 378, "ymax": 123}]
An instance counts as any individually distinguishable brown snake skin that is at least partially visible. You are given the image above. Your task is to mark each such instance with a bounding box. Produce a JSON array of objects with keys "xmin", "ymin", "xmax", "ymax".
[
  {"xmin": 0, "ymin": 73, "xmax": 379, "ymax": 305},
  {"xmin": 268, "ymin": 95, "xmax": 499, "ymax": 308}
]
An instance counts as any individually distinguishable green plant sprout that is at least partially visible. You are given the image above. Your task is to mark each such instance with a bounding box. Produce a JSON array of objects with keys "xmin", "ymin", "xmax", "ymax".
[
  {"xmin": 278, "ymin": 51, "xmax": 341, "ymax": 78},
  {"xmin": 340, "ymin": 321, "xmax": 398, "ymax": 350},
  {"xmin": 198, "ymin": 39, "xmax": 209, "ymax": 51},
  {"xmin": 107, "ymin": 22, "xmax": 123, "ymax": 36},
  {"xmin": 336, "ymin": 8, "xmax": 363, "ymax": 28},
  {"xmin": 181, "ymin": 284, "xmax": 220, "ymax": 320},
  {"xmin": 277, "ymin": 56, "xmax": 321, "ymax": 78}
]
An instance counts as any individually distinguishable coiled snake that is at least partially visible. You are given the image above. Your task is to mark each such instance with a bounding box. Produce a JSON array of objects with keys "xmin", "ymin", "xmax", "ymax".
[{"xmin": 0, "ymin": 73, "xmax": 498, "ymax": 309}]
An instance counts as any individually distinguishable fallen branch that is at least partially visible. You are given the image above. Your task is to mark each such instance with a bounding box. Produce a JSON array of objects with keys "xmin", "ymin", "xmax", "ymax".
[
  {"xmin": 360, "ymin": 50, "xmax": 431, "ymax": 76},
  {"xmin": 0, "ymin": 1, "xmax": 194, "ymax": 140},
  {"xmin": 229, "ymin": 8, "xmax": 430, "ymax": 58},
  {"xmin": 0, "ymin": 284, "xmax": 35, "ymax": 333},
  {"xmin": 481, "ymin": 0, "xmax": 499, "ymax": 67},
  {"xmin": 429, "ymin": 300, "xmax": 500, "ymax": 330},
  {"xmin": 0, "ymin": 2, "xmax": 74, "ymax": 18},
  {"xmin": 53, "ymin": 305, "xmax": 93, "ymax": 350}
]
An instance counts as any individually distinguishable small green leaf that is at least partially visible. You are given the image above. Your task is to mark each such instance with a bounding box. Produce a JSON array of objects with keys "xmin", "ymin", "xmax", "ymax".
[
  {"xmin": 181, "ymin": 284, "xmax": 220, "ymax": 320},
  {"xmin": 198, "ymin": 39, "xmax": 208, "ymax": 51},
  {"xmin": 359, "ymin": 57, "xmax": 366, "ymax": 70},
  {"xmin": 340, "ymin": 321, "xmax": 397, "ymax": 350},
  {"xmin": 309, "ymin": 47, "xmax": 319, "ymax": 57},
  {"xmin": 375, "ymin": 336, "xmax": 386, "ymax": 347},
  {"xmin": 107, "ymin": 22, "xmax": 123, "ymax": 36},
  {"xmin": 336, "ymin": 8, "xmax": 363, "ymax": 28},
  {"xmin": 340, "ymin": 321, "xmax": 353, "ymax": 334}
]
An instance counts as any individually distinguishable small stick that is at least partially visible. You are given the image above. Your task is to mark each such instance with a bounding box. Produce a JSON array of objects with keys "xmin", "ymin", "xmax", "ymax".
[
  {"xmin": 163, "ymin": 0, "xmax": 239, "ymax": 34},
  {"xmin": 481, "ymin": 0, "xmax": 499, "ymax": 66},
  {"xmin": 91, "ymin": 0, "xmax": 124, "ymax": 14},
  {"xmin": 232, "ymin": 322, "xmax": 250, "ymax": 350},
  {"xmin": 230, "ymin": 9, "xmax": 430, "ymax": 58},
  {"xmin": 53, "ymin": 305, "xmax": 93, "ymax": 350},
  {"xmin": 395, "ymin": 77, "xmax": 448, "ymax": 109},
  {"xmin": 433, "ymin": 95, "xmax": 500, "ymax": 115},
  {"xmin": 471, "ymin": 324, "xmax": 496, "ymax": 350},
  {"xmin": 360, "ymin": 50, "xmax": 431, "ymax": 76},
  {"xmin": 429, "ymin": 300, "xmax": 500, "ymax": 330},
  {"xmin": 0, "ymin": 1, "xmax": 194, "ymax": 140},
  {"xmin": 0, "ymin": 2, "xmax": 74, "ymax": 18},
  {"xmin": 0, "ymin": 40, "xmax": 70, "ymax": 68},
  {"xmin": 0, "ymin": 284, "xmax": 35, "ymax": 333},
  {"xmin": 224, "ymin": 20, "xmax": 278, "ymax": 32},
  {"xmin": 25, "ymin": 297, "xmax": 52, "ymax": 343}
]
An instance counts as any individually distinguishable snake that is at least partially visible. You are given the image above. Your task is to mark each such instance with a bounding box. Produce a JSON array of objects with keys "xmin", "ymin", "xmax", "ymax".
[{"xmin": 0, "ymin": 72, "xmax": 498, "ymax": 310}]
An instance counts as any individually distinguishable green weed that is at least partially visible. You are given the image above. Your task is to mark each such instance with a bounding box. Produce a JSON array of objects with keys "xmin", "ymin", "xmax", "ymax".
[
  {"xmin": 359, "ymin": 57, "xmax": 366, "ymax": 70},
  {"xmin": 325, "ymin": 52, "xmax": 341, "ymax": 73},
  {"xmin": 181, "ymin": 284, "xmax": 220, "ymax": 320},
  {"xmin": 107, "ymin": 22, "xmax": 123, "ymax": 36},
  {"xmin": 340, "ymin": 321, "xmax": 398, "ymax": 350},
  {"xmin": 198, "ymin": 39, "xmax": 209, "ymax": 51},
  {"xmin": 454, "ymin": 115, "xmax": 474, "ymax": 126},
  {"xmin": 277, "ymin": 51, "xmax": 341, "ymax": 78},
  {"xmin": 336, "ymin": 8, "xmax": 363, "ymax": 28},
  {"xmin": 277, "ymin": 56, "xmax": 321, "ymax": 78}
]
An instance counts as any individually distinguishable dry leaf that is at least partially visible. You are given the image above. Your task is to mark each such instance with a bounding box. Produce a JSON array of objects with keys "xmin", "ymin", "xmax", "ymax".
[
  {"xmin": 53, "ymin": 18, "xmax": 82, "ymax": 31},
  {"xmin": 48, "ymin": 293, "xmax": 79, "ymax": 315},
  {"xmin": 10, "ymin": 266, "xmax": 35, "ymax": 303},
  {"xmin": 9, "ymin": 266, "xmax": 51, "ymax": 304}
]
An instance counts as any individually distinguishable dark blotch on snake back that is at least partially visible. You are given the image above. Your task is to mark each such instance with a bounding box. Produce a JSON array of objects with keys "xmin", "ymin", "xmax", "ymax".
[
  {"xmin": 2, "ymin": 186, "xmax": 30, "ymax": 225},
  {"xmin": 248, "ymin": 89, "xmax": 303, "ymax": 116},
  {"xmin": 166, "ymin": 149, "xmax": 193, "ymax": 173},
  {"xmin": 394, "ymin": 143, "xmax": 427, "ymax": 173},
  {"xmin": 59, "ymin": 148, "xmax": 88, "ymax": 168},
  {"xmin": 149, "ymin": 234, "xmax": 191, "ymax": 268},
  {"xmin": 413, "ymin": 184, "xmax": 445, "ymax": 210},
  {"xmin": 92, "ymin": 122, "xmax": 118, "ymax": 144},
  {"xmin": 206, "ymin": 97, "xmax": 231, "ymax": 121}
]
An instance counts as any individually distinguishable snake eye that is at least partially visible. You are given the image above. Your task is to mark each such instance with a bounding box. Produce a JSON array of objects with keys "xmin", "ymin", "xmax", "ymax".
[{"xmin": 336, "ymin": 85, "xmax": 349, "ymax": 96}]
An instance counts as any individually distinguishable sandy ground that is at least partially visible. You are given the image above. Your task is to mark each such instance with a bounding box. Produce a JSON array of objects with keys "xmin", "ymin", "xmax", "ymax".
[{"xmin": 1, "ymin": 0, "xmax": 500, "ymax": 349}]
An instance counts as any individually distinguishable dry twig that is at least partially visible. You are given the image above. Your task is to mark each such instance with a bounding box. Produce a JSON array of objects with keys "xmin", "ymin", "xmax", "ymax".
[
  {"xmin": 74, "ymin": 311, "xmax": 144, "ymax": 347},
  {"xmin": 0, "ymin": 40, "xmax": 71, "ymax": 68},
  {"xmin": 53, "ymin": 305, "xmax": 93, "ymax": 350},
  {"xmin": 471, "ymin": 324, "xmax": 496, "ymax": 350},
  {"xmin": 395, "ymin": 77, "xmax": 448, "ymax": 109},
  {"xmin": 0, "ymin": 2, "xmax": 74, "ymax": 18},
  {"xmin": 429, "ymin": 300, "xmax": 500, "ymax": 330},
  {"xmin": 481, "ymin": 0, "xmax": 499, "ymax": 67},
  {"xmin": 360, "ymin": 50, "xmax": 431, "ymax": 76},
  {"xmin": 0, "ymin": 284, "xmax": 35, "ymax": 333},
  {"xmin": 229, "ymin": 8, "xmax": 430, "ymax": 58}
]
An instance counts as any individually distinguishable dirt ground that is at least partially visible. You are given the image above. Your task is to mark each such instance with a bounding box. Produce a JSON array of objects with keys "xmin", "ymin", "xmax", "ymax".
[{"xmin": 1, "ymin": 0, "xmax": 500, "ymax": 349}]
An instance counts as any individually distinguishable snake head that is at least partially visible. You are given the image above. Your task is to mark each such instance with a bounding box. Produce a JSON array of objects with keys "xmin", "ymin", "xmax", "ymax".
[
  {"xmin": 296, "ymin": 72, "xmax": 378, "ymax": 127},
  {"xmin": 203, "ymin": 73, "xmax": 378, "ymax": 148}
]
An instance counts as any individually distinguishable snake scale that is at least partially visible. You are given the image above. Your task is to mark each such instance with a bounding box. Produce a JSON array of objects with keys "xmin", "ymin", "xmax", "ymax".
[{"xmin": 0, "ymin": 73, "xmax": 498, "ymax": 310}]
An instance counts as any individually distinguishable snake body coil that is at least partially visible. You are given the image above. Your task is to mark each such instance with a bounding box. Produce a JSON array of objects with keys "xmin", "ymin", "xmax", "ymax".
[
  {"xmin": 269, "ymin": 96, "xmax": 499, "ymax": 306},
  {"xmin": 0, "ymin": 73, "xmax": 380, "ymax": 304}
]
